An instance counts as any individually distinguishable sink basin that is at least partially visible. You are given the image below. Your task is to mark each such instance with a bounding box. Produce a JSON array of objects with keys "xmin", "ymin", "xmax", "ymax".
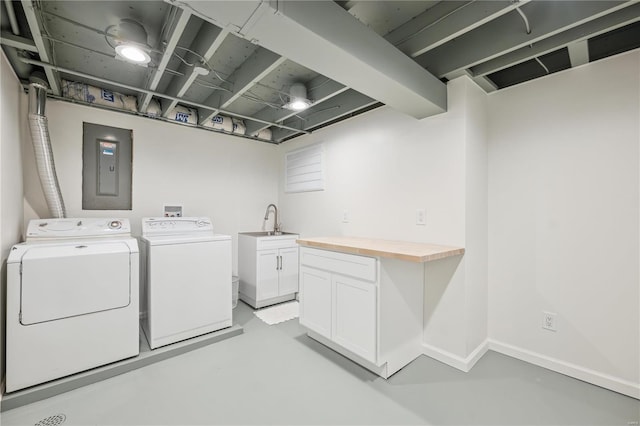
[{"xmin": 240, "ymin": 231, "xmax": 298, "ymax": 237}]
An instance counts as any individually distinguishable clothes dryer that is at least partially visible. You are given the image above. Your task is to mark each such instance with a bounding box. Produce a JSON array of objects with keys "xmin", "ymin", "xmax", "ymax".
[
  {"xmin": 140, "ymin": 217, "xmax": 232, "ymax": 349},
  {"xmin": 6, "ymin": 218, "xmax": 139, "ymax": 392}
]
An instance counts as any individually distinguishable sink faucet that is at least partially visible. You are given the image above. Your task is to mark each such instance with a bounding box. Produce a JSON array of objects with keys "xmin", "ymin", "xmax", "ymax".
[{"xmin": 264, "ymin": 204, "xmax": 280, "ymax": 234}]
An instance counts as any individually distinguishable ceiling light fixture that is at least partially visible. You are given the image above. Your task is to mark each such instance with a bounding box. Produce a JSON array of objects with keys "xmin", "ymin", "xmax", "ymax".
[
  {"xmin": 112, "ymin": 19, "xmax": 151, "ymax": 65},
  {"xmin": 284, "ymin": 82, "xmax": 312, "ymax": 111}
]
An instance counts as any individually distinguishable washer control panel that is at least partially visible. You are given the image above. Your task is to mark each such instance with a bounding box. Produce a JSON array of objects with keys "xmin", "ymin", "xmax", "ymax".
[
  {"xmin": 142, "ymin": 217, "xmax": 213, "ymax": 236},
  {"xmin": 26, "ymin": 218, "xmax": 131, "ymax": 240}
]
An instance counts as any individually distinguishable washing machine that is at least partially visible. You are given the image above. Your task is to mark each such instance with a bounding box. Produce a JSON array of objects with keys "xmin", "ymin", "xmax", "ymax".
[
  {"xmin": 140, "ymin": 217, "xmax": 232, "ymax": 349},
  {"xmin": 6, "ymin": 218, "xmax": 139, "ymax": 393}
]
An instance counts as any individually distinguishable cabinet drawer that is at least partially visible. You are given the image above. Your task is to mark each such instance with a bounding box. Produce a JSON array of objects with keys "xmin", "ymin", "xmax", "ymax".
[
  {"xmin": 256, "ymin": 237, "xmax": 299, "ymax": 251},
  {"xmin": 300, "ymin": 247, "xmax": 376, "ymax": 282}
]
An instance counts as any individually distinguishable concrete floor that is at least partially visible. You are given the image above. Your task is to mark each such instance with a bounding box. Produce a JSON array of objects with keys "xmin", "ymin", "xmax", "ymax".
[{"xmin": 1, "ymin": 301, "xmax": 638, "ymax": 425}]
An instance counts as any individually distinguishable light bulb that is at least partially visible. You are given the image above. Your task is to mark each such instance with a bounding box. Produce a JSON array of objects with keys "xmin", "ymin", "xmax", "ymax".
[
  {"xmin": 289, "ymin": 99, "xmax": 310, "ymax": 111},
  {"xmin": 115, "ymin": 44, "xmax": 150, "ymax": 64}
]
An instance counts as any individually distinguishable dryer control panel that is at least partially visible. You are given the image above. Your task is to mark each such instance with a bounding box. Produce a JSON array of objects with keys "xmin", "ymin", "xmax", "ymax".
[
  {"xmin": 142, "ymin": 217, "xmax": 213, "ymax": 236},
  {"xmin": 26, "ymin": 218, "xmax": 131, "ymax": 241}
]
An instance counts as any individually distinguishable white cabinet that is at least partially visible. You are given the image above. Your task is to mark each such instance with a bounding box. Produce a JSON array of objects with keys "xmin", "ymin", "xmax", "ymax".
[
  {"xmin": 299, "ymin": 247, "xmax": 378, "ymax": 364},
  {"xmin": 238, "ymin": 233, "xmax": 299, "ymax": 309},
  {"xmin": 332, "ymin": 274, "xmax": 377, "ymax": 362},
  {"xmin": 299, "ymin": 266, "xmax": 332, "ymax": 339},
  {"xmin": 299, "ymin": 246, "xmax": 424, "ymax": 378}
]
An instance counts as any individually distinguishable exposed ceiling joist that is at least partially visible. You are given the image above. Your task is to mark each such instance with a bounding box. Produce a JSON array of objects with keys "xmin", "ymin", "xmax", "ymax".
[
  {"xmin": 271, "ymin": 89, "xmax": 376, "ymax": 142},
  {"xmin": 244, "ymin": 75, "xmax": 348, "ymax": 136},
  {"xmin": 0, "ymin": 32, "xmax": 38, "ymax": 52},
  {"xmin": 20, "ymin": 57, "xmax": 310, "ymax": 135},
  {"xmin": 386, "ymin": 0, "xmax": 529, "ymax": 58},
  {"xmin": 179, "ymin": 0, "xmax": 447, "ymax": 120},
  {"xmin": 4, "ymin": 0, "xmax": 636, "ymax": 144},
  {"xmin": 20, "ymin": 0, "xmax": 60, "ymax": 95},
  {"xmin": 470, "ymin": 3, "xmax": 640, "ymax": 77},
  {"xmin": 567, "ymin": 40, "xmax": 590, "ymax": 68},
  {"xmin": 161, "ymin": 24, "xmax": 229, "ymax": 117},
  {"xmin": 416, "ymin": 0, "xmax": 632, "ymax": 79},
  {"xmin": 200, "ymin": 48, "xmax": 286, "ymax": 123},
  {"xmin": 138, "ymin": 7, "xmax": 191, "ymax": 113}
]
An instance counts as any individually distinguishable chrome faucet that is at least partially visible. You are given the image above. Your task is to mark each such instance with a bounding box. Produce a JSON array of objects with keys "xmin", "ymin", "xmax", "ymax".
[{"xmin": 264, "ymin": 204, "xmax": 280, "ymax": 234}]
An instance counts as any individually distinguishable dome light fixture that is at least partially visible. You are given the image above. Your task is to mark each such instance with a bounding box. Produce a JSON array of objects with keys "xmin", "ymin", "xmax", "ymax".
[
  {"xmin": 115, "ymin": 44, "xmax": 150, "ymax": 64},
  {"xmin": 284, "ymin": 82, "xmax": 312, "ymax": 111},
  {"xmin": 111, "ymin": 19, "xmax": 151, "ymax": 65}
]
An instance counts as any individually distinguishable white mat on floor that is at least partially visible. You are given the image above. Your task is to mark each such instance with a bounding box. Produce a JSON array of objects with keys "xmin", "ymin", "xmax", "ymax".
[{"xmin": 254, "ymin": 301, "xmax": 299, "ymax": 325}]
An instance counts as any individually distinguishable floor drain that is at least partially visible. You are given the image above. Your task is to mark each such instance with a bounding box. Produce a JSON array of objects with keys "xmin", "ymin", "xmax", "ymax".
[{"xmin": 34, "ymin": 413, "xmax": 66, "ymax": 426}]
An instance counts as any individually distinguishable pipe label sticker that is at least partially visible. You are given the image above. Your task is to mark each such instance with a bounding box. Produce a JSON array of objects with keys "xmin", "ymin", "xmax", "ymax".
[
  {"xmin": 175, "ymin": 112, "xmax": 190, "ymax": 123},
  {"xmin": 101, "ymin": 89, "xmax": 115, "ymax": 102}
]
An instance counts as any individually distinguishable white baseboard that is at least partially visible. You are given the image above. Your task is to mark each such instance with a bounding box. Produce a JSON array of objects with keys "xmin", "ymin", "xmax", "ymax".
[
  {"xmin": 422, "ymin": 340, "xmax": 489, "ymax": 373},
  {"xmin": 488, "ymin": 339, "xmax": 640, "ymax": 400}
]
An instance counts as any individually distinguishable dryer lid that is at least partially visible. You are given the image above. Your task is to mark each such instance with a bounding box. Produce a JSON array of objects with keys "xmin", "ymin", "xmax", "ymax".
[{"xmin": 142, "ymin": 217, "xmax": 213, "ymax": 236}]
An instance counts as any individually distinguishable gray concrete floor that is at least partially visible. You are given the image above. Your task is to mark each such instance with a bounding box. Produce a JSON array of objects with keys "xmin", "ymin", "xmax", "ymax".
[{"xmin": 1, "ymin": 301, "xmax": 638, "ymax": 425}]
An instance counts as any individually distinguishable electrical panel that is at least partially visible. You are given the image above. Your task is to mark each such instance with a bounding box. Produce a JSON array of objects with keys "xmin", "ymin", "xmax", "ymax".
[{"xmin": 82, "ymin": 122, "xmax": 132, "ymax": 210}]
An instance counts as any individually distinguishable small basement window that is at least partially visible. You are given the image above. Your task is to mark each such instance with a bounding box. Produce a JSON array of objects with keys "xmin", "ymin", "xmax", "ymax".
[{"xmin": 285, "ymin": 144, "xmax": 325, "ymax": 193}]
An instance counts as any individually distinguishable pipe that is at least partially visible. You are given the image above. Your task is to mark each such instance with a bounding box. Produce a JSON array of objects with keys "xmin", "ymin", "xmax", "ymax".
[
  {"xmin": 4, "ymin": 0, "xmax": 20, "ymax": 35},
  {"xmin": 515, "ymin": 7, "xmax": 531, "ymax": 35},
  {"xmin": 535, "ymin": 57, "xmax": 549, "ymax": 74},
  {"xmin": 28, "ymin": 76, "xmax": 66, "ymax": 218},
  {"xmin": 19, "ymin": 57, "xmax": 310, "ymax": 135}
]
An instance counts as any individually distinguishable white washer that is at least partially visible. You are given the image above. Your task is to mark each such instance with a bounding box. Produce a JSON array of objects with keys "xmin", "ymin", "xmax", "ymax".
[
  {"xmin": 6, "ymin": 218, "xmax": 139, "ymax": 393},
  {"xmin": 140, "ymin": 217, "xmax": 232, "ymax": 349}
]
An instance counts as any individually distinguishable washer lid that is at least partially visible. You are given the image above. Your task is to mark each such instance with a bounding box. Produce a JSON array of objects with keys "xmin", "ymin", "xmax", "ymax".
[
  {"xmin": 26, "ymin": 218, "xmax": 131, "ymax": 241},
  {"xmin": 142, "ymin": 217, "xmax": 213, "ymax": 236}
]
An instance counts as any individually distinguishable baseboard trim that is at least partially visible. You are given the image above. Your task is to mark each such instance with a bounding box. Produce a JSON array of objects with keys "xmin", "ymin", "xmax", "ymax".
[
  {"xmin": 422, "ymin": 340, "xmax": 489, "ymax": 373},
  {"xmin": 488, "ymin": 339, "xmax": 640, "ymax": 400}
]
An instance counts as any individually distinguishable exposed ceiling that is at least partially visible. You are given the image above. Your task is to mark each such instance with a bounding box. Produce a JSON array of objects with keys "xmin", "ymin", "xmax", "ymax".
[{"xmin": 2, "ymin": 0, "xmax": 639, "ymax": 144}]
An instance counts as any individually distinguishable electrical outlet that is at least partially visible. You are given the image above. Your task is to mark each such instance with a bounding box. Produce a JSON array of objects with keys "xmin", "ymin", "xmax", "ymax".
[
  {"xmin": 416, "ymin": 209, "xmax": 426, "ymax": 226},
  {"xmin": 342, "ymin": 209, "xmax": 349, "ymax": 223},
  {"xmin": 542, "ymin": 311, "xmax": 557, "ymax": 331}
]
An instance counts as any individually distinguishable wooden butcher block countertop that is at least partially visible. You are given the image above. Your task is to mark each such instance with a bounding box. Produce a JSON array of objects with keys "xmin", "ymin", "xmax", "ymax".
[{"xmin": 296, "ymin": 236, "xmax": 465, "ymax": 263}]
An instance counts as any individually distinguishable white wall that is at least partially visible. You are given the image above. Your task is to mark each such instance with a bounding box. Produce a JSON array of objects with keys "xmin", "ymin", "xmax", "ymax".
[
  {"xmin": 23, "ymin": 100, "xmax": 281, "ymax": 275},
  {"xmin": 277, "ymin": 85, "xmax": 466, "ymax": 245},
  {"xmin": 278, "ymin": 77, "xmax": 488, "ymax": 365},
  {"xmin": 463, "ymin": 78, "xmax": 489, "ymax": 355},
  {"xmin": 0, "ymin": 51, "xmax": 25, "ymax": 386},
  {"xmin": 488, "ymin": 50, "xmax": 640, "ymax": 398}
]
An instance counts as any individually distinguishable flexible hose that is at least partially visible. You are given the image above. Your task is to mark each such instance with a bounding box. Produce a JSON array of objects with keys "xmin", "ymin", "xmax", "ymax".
[{"xmin": 28, "ymin": 81, "xmax": 67, "ymax": 218}]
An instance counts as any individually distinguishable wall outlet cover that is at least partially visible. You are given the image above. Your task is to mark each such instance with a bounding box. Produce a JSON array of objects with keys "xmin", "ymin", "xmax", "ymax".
[
  {"xmin": 542, "ymin": 311, "xmax": 557, "ymax": 331},
  {"xmin": 416, "ymin": 208, "xmax": 426, "ymax": 225}
]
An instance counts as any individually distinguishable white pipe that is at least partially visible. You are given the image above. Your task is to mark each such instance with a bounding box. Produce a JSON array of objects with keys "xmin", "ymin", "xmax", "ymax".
[
  {"xmin": 28, "ymin": 79, "xmax": 66, "ymax": 218},
  {"xmin": 515, "ymin": 7, "xmax": 531, "ymax": 35},
  {"xmin": 535, "ymin": 57, "xmax": 549, "ymax": 74},
  {"xmin": 4, "ymin": 0, "xmax": 20, "ymax": 35}
]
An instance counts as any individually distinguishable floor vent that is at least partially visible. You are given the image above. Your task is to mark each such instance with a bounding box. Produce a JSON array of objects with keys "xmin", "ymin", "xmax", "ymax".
[{"xmin": 34, "ymin": 414, "xmax": 66, "ymax": 426}]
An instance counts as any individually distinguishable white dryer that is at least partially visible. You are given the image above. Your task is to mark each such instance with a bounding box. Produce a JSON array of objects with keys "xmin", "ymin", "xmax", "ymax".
[
  {"xmin": 140, "ymin": 217, "xmax": 232, "ymax": 349},
  {"xmin": 6, "ymin": 218, "xmax": 139, "ymax": 393}
]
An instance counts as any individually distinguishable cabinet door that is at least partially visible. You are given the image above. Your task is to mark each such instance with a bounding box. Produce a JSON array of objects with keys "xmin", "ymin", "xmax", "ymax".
[
  {"xmin": 299, "ymin": 266, "xmax": 332, "ymax": 339},
  {"xmin": 278, "ymin": 247, "xmax": 299, "ymax": 296},
  {"xmin": 332, "ymin": 274, "xmax": 377, "ymax": 363},
  {"xmin": 256, "ymin": 249, "xmax": 279, "ymax": 300}
]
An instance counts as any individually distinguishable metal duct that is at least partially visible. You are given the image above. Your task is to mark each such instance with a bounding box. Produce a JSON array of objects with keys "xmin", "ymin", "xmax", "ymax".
[{"xmin": 28, "ymin": 75, "xmax": 66, "ymax": 218}]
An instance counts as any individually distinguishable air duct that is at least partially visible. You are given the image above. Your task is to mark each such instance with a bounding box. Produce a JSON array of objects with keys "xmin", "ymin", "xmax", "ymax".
[{"xmin": 28, "ymin": 74, "xmax": 66, "ymax": 218}]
